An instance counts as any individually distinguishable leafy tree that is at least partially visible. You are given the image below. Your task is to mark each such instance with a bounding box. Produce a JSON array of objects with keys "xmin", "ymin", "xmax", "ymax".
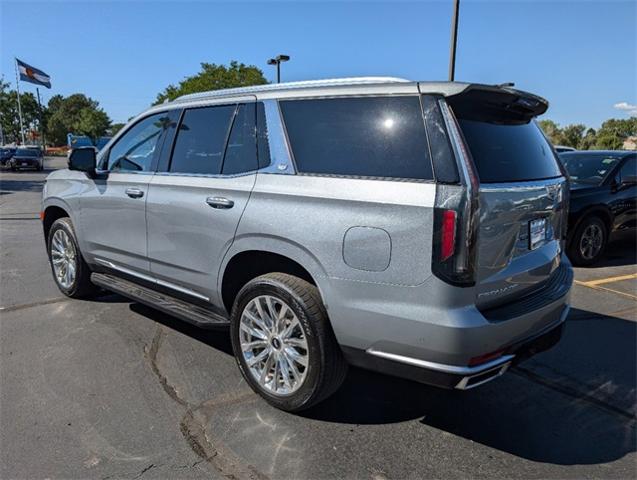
[
  {"xmin": 0, "ymin": 78, "xmax": 43, "ymax": 144},
  {"xmin": 561, "ymin": 124, "xmax": 586, "ymax": 149},
  {"xmin": 580, "ymin": 128, "xmax": 597, "ymax": 150},
  {"xmin": 537, "ymin": 119, "xmax": 565, "ymax": 145},
  {"xmin": 108, "ymin": 122, "xmax": 125, "ymax": 136},
  {"xmin": 47, "ymin": 93, "xmax": 111, "ymax": 145},
  {"xmin": 595, "ymin": 118, "xmax": 637, "ymax": 150},
  {"xmin": 154, "ymin": 61, "xmax": 268, "ymax": 105}
]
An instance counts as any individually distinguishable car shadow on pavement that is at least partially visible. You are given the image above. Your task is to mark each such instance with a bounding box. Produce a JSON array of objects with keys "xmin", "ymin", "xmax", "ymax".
[
  {"xmin": 301, "ymin": 307, "xmax": 636, "ymax": 465},
  {"xmin": 0, "ymin": 178, "xmax": 46, "ymax": 195},
  {"xmin": 121, "ymin": 294, "xmax": 635, "ymax": 466}
]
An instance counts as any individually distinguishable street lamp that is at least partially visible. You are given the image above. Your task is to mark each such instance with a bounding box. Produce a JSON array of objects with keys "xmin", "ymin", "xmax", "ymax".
[
  {"xmin": 267, "ymin": 54, "xmax": 290, "ymax": 83},
  {"xmin": 448, "ymin": 0, "xmax": 460, "ymax": 81}
]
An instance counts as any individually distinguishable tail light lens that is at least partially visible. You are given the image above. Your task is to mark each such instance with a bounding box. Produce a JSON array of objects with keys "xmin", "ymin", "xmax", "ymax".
[{"xmin": 440, "ymin": 210, "xmax": 457, "ymax": 261}]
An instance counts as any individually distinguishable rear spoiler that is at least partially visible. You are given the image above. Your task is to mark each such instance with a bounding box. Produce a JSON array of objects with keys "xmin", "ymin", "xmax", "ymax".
[{"xmin": 418, "ymin": 82, "xmax": 549, "ymax": 122}]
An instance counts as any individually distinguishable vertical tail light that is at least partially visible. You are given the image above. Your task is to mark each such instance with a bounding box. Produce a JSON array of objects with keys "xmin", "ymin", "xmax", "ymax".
[{"xmin": 440, "ymin": 210, "xmax": 457, "ymax": 261}]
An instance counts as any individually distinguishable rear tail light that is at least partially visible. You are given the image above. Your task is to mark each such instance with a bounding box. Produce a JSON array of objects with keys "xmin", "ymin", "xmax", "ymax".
[
  {"xmin": 440, "ymin": 210, "xmax": 457, "ymax": 261},
  {"xmin": 431, "ymin": 100, "xmax": 479, "ymax": 287}
]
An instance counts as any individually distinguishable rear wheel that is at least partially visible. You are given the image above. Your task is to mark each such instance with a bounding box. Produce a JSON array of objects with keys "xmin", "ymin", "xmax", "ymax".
[
  {"xmin": 47, "ymin": 217, "xmax": 98, "ymax": 298},
  {"xmin": 230, "ymin": 273, "xmax": 347, "ymax": 412},
  {"xmin": 568, "ymin": 215, "xmax": 608, "ymax": 266}
]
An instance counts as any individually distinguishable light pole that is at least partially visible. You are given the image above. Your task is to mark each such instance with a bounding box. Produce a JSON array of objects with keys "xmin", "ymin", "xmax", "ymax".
[
  {"xmin": 267, "ymin": 55, "xmax": 290, "ymax": 83},
  {"xmin": 448, "ymin": 0, "xmax": 460, "ymax": 81}
]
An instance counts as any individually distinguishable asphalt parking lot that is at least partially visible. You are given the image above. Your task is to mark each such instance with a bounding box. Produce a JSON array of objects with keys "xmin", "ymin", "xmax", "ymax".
[{"xmin": 1, "ymin": 157, "xmax": 635, "ymax": 479}]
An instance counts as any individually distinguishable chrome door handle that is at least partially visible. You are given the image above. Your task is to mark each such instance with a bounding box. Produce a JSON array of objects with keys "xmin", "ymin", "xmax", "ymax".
[
  {"xmin": 125, "ymin": 188, "xmax": 144, "ymax": 199},
  {"xmin": 206, "ymin": 196, "xmax": 234, "ymax": 209}
]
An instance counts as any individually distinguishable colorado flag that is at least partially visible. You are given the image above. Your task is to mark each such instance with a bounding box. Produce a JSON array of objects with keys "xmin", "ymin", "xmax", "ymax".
[{"xmin": 16, "ymin": 58, "xmax": 51, "ymax": 89}]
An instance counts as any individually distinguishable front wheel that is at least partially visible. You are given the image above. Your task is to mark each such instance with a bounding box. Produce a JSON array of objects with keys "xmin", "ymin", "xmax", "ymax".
[
  {"xmin": 568, "ymin": 215, "xmax": 608, "ymax": 266},
  {"xmin": 47, "ymin": 217, "xmax": 98, "ymax": 298},
  {"xmin": 230, "ymin": 273, "xmax": 347, "ymax": 412}
]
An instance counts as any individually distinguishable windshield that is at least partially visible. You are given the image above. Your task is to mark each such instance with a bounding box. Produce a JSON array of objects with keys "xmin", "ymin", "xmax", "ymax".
[
  {"xmin": 15, "ymin": 148, "xmax": 39, "ymax": 157},
  {"xmin": 559, "ymin": 153, "xmax": 623, "ymax": 184}
]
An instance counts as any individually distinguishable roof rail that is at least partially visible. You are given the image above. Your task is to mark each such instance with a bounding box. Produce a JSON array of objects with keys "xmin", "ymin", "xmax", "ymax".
[{"xmin": 170, "ymin": 76, "xmax": 411, "ymax": 104}]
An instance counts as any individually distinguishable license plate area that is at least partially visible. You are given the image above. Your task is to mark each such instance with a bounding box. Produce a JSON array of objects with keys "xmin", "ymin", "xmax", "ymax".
[
  {"xmin": 529, "ymin": 218, "xmax": 547, "ymax": 250},
  {"xmin": 21, "ymin": 162, "xmax": 28, "ymax": 166}
]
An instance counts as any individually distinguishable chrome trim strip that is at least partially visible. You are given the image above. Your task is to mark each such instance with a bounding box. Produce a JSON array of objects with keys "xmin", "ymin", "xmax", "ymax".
[
  {"xmin": 94, "ymin": 258, "xmax": 210, "ymax": 302},
  {"xmin": 258, "ymin": 99, "xmax": 295, "ymax": 175},
  {"xmin": 455, "ymin": 362, "xmax": 511, "ymax": 390},
  {"xmin": 365, "ymin": 348, "xmax": 515, "ymax": 375}
]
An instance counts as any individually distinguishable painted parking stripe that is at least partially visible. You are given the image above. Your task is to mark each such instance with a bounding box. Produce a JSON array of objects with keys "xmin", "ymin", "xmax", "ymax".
[
  {"xmin": 574, "ymin": 280, "xmax": 637, "ymax": 300},
  {"xmin": 578, "ymin": 273, "xmax": 637, "ymax": 287}
]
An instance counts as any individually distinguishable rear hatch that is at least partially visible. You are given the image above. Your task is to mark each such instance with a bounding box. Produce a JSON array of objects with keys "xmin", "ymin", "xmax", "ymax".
[{"xmin": 447, "ymin": 88, "xmax": 568, "ymax": 310}]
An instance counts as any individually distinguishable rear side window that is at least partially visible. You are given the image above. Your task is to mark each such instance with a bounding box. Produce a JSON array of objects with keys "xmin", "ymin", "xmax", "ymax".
[
  {"xmin": 457, "ymin": 119, "xmax": 562, "ymax": 183},
  {"xmin": 222, "ymin": 103, "xmax": 257, "ymax": 175},
  {"xmin": 170, "ymin": 105, "xmax": 235, "ymax": 175},
  {"xmin": 280, "ymin": 96, "xmax": 433, "ymax": 180}
]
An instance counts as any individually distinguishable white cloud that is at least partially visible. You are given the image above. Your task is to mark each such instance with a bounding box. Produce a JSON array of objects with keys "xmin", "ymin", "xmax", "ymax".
[{"xmin": 613, "ymin": 101, "xmax": 637, "ymax": 115}]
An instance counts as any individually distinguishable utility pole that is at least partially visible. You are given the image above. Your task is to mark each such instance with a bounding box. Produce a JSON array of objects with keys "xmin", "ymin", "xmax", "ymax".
[
  {"xmin": 267, "ymin": 55, "xmax": 290, "ymax": 83},
  {"xmin": 448, "ymin": 0, "xmax": 460, "ymax": 81}
]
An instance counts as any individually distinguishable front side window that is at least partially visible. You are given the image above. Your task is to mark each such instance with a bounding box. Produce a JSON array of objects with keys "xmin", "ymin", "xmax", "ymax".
[
  {"xmin": 618, "ymin": 156, "xmax": 637, "ymax": 183},
  {"xmin": 107, "ymin": 113, "xmax": 170, "ymax": 172},
  {"xmin": 280, "ymin": 96, "xmax": 433, "ymax": 180},
  {"xmin": 170, "ymin": 105, "xmax": 235, "ymax": 175}
]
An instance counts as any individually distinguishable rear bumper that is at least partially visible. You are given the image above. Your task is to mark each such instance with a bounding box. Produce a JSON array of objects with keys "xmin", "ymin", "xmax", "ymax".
[{"xmin": 343, "ymin": 304, "xmax": 568, "ymax": 389}]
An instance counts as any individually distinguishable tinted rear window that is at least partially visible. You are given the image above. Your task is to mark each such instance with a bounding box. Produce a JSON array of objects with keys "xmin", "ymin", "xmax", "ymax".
[
  {"xmin": 280, "ymin": 96, "xmax": 433, "ymax": 180},
  {"xmin": 458, "ymin": 120, "xmax": 561, "ymax": 183}
]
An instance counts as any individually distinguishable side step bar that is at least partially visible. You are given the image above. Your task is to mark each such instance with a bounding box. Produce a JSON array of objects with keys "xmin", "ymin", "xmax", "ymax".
[{"xmin": 91, "ymin": 272, "xmax": 230, "ymax": 329}]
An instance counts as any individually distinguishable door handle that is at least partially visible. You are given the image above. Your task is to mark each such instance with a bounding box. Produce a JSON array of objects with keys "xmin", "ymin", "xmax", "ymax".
[
  {"xmin": 125, "ymin": 188, "xmax": 144, "ymax": 199},
  {"xmin": 206, "ymin": 196, "xmax": 234, "ymax": 209}
]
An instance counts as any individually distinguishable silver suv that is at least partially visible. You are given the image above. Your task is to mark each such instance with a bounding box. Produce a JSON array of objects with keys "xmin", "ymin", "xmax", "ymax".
[{"xmin": 42, "ymin": 77, "xmax": 573, "ymax": 412}]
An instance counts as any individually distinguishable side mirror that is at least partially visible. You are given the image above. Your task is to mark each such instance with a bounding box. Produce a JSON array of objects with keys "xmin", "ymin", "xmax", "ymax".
[
  {"xmin": 68, "ymin": 147, "xmax": 96, "ymax": 175},
  {"xmin": 621, "ymin": 174, "xmax": 637, "ymax": 187}
]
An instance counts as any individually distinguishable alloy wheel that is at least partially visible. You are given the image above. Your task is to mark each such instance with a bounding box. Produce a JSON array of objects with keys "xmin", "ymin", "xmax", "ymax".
[
  {"xmin": 579, "ymin": 223, "xmax": 603, "ymax": 260},
  {"xmin": 50, "ymin": 229, "xmax": 77, "ymax": 289},
  {"xmin": 239, "ymin": 295, "xmax": 309, "ymax": 396}
]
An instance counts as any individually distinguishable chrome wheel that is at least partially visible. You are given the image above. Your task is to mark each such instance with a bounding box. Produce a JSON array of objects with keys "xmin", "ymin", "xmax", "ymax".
[
  {"xmin": 50, "ymin": 229, "xmax": 77, "ymax": 289},
  {"xmin": 579, "ymin": 223, "xmax": 603, "ymax": 260},
  {"xmin": 239, "ymin": 295, "xmax": 309, "ymax": 396}
]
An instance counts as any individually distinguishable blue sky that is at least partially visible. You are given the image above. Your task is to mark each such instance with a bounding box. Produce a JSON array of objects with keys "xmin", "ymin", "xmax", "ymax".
[{"xmin": 1, "ymin": 1, "xmax": 635, "ymax": 127}]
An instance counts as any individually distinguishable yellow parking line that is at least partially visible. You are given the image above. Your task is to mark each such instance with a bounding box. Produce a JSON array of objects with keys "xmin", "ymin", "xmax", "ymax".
[
  {"xmin": 578, "ymin": 273, "xmax": 637, "ymax": 287},
  {"xmin": 574, "ymin": 280, "xmax": 637, "ymax": 300}
]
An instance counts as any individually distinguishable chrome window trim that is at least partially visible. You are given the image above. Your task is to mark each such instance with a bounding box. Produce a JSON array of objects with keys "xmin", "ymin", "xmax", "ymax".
[
  {"xmin": 94, "ymin": 258, "xmax": 210, "ymax": 301},
  {"xmin": 257, "ymin": 99, "xmax": 295, "ymax": 175}
]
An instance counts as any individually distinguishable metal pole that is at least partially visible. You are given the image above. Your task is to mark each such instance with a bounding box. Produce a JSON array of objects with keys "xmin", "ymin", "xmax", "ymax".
[
  {"xmin": 448, "ymin": 0, "xmax": 460, "ymax": 81},
  {"xmin": 14, "ymin": 58, "xmax": 26, "ymax": 144},
  {"xmin": 276, "ymin": 61, "xmax": 281, "ymax": 83},
  {"xmin": 36, "ymin": 87, "xmax": 45, "ymax": 147}
]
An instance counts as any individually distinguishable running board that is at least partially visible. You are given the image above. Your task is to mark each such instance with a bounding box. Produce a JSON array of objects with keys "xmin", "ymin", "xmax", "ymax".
[{"xmin": 91, "ymin": 272, "xmax": 230, "ymax": 329}]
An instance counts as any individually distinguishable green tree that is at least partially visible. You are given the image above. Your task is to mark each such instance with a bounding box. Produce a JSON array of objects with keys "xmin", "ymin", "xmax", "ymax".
[
  {"xmin": 561, "ymin": 124, "xmax": 586, "ymax": 149},
  {"xmin": 0, "ymin": 78, "xmax": 43, "ymax": 144},
  {"xmin": 47, "ymin": 93, "xmax": 111, "ymax": 145},
  {"xmin": 537, "ymin": 119, "xmax": 565, "ymax": 145},
  {"xmin": 595, "ymin": 117, "xmax": 637, "ymax": 149},
  {"xmin": 154, "ymin": 61, "xmax": 268, "ymax": 105},
  {"xmin": 108, "ymin": 122, "xmax": 125, "ymax": 136},
  {"xmin": 579, "ymin": 128, "xmax": 597, "ymax": 150}
]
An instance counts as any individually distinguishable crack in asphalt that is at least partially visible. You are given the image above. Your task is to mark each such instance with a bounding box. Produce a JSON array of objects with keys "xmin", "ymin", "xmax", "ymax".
[
  {"xmin": 0, "ymin": 296, "xmax": 70, "ymax": 313},
  {"xmin": 511, "ymin": 365, "xmax": 636, "ymax": 422},
  {"xmin": 146, "ymin": 326, "xmax": 269, "ymax": 480}
]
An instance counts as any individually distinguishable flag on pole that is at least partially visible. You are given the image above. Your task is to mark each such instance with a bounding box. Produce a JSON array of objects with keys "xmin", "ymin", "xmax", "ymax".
[{"xmin": 16, "ymin": 58, "xmax": 51, "ymax": 89}]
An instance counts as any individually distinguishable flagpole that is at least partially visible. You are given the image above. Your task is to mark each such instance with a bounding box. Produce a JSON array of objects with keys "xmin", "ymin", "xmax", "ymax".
[
  {"xmin": 14, "ymin": 58, "xmax": 26, "ymax": 145},
  {"xmin": 36, "ymin": 87, "xmax": 46, "ymax": 148}
]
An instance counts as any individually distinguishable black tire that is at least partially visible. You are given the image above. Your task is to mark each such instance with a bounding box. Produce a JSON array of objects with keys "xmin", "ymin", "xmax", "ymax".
[
  {"xmin": 47, "ymin": 217, "xmax": 98, "ymax": 298},
  {"xmin": 230, "ymin": 273, "xmax": 348, "ymax": 412},
  {"xmin": 568, "ymin": 215, "xmax": 608, "ymax": 266}
]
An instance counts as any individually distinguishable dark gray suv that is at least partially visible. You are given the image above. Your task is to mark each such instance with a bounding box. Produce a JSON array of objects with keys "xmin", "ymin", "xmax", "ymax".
[{"xmin": 42, "ymin": 77, "xmax": 572, "ymax": 411}]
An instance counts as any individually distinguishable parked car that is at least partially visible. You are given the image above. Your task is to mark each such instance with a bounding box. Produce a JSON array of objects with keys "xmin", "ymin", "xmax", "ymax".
[
  {"xmin": 559, "ymin": 150, "xmax": 636, "ymax": 265},
  {"xmin": 9, "ymin": 146, "xmax": 44, "ymax": 171},
  {"xmin": 0, "ymin": 146, "xmax": 16, "ymax": 166},
  {"xmin": 555, "ymin": 145, "xmax": 576, "ymax": 153},
  {"xmin": 42, "ymin": 77, "xmax": 572, "ymax": 412}
]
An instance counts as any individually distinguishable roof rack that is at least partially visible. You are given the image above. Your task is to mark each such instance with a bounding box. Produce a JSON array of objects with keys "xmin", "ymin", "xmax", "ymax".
[{"xmin": 170, "ymin": 76, "xmax": 411, "ymax": 104}]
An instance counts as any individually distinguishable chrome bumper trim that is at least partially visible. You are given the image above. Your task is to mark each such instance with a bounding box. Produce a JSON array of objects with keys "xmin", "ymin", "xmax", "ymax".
[{"xmin": 365, "ymin": 348, "xmax": 516, "ymax": 376}]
